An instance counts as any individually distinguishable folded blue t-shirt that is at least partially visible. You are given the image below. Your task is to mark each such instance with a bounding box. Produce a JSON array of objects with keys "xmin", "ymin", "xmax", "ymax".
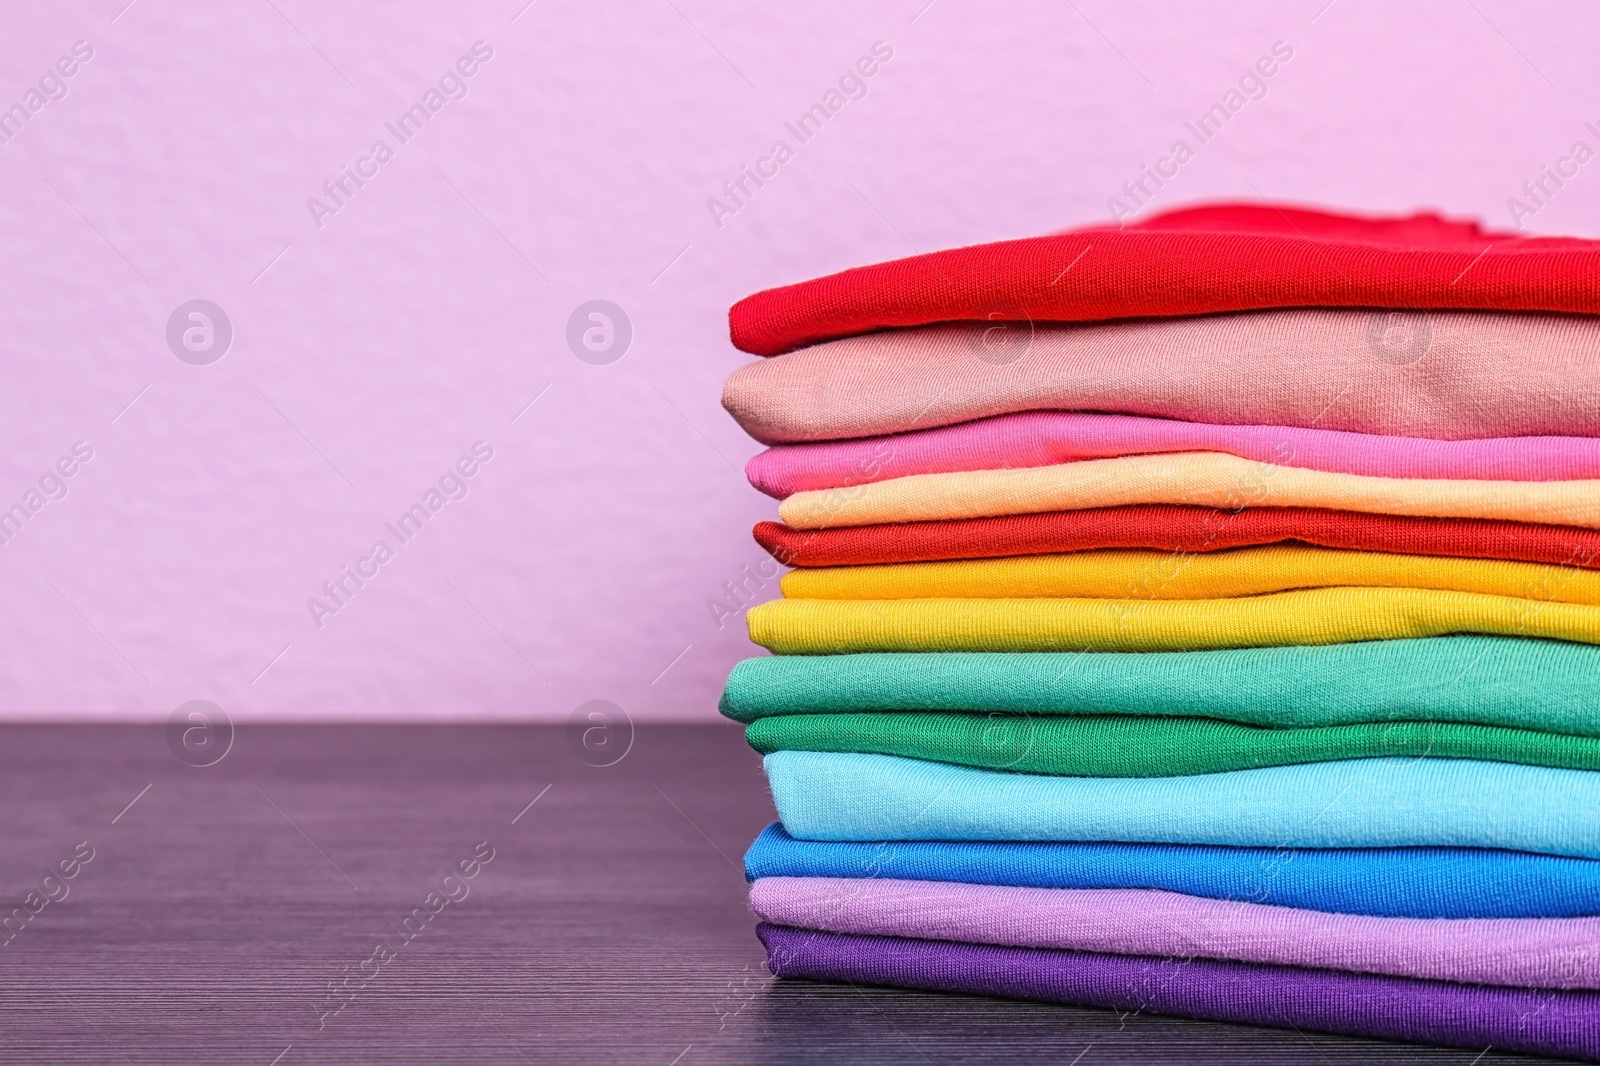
[
  {"xmin": 766, "ymin": 751, "xmax": 1600, "ymax": 858},
  {"xmin": 744, "ymin": 823, "xmax": 1600, "ymax": 918}
]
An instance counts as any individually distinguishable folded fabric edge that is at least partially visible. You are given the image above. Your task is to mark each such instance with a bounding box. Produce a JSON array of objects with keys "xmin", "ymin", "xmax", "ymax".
[
  {"xmin": 774, "ymin": 452, "xmax": 1600, "ymax": 532},
  {"xmin": 745, "ymin": 410, "xmax": 1600, "ymax": 499},
  {"xmin": 748, "ymin": 874, "xmax": 1600, "ymax": 989},
  {"xmin": 746, "ymin": 589, "xmax": 1600, "ymax": 654},
  {"xmin": 751, "ymin": 507, "xmax": 1600, "ymax": 570},
  {"xmin": 754, "ymin": 924, "xmax": 1600, "ymax": 1059},
  {"xmin": 738, "ymin": 710, "xmax": 1600, "ymax": 778}
]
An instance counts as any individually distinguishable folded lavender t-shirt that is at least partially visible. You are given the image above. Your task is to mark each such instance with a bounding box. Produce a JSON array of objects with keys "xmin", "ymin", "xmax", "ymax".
[{"xmin": 752, "ymin": 875, "xmax": 1600, "ymax": 989}]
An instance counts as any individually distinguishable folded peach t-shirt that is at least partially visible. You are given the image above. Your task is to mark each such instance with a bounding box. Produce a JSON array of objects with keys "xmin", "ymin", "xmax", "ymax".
[{"xmin": 723, "ymin": 310, "xmax": 1600, "ymax": 444}]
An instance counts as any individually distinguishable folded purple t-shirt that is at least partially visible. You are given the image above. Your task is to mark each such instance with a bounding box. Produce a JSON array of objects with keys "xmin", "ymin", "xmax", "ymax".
[{"xmin": 758, "ymin": 924, "xmax": 1600, "ymax": 1061}]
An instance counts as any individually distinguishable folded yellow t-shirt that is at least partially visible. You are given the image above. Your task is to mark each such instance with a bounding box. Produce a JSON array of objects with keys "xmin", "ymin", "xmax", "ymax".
[
  {"xmin": 781, "ymin": 546, "xmax": 1600, "ymax": 605},
  {"xmin": 747, "ymin": 588, "xmax": 1600, "ymax": 654},
  {"xmin": 776, "ymin": 452, "xmax": 1600, "ymax": 530}
]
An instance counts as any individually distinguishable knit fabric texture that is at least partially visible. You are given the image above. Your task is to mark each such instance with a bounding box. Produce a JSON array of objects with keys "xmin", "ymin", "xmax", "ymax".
[
  {"xmin": 721, "ymin": 639, "xmax": 1600, "ymax": 735},
  {"xmin": 743, "ymin": 824, "xmax": 1600, "ymax": 919},
  {"xmin": 748, "ymin": 411, "xmax": 1600, "ymax": 498},
  {"xmin": 728, "ymin": 202, "xmax": 1600, "ymax": 355},
  {"xmin": 751, "ymin": 875, "xmax": 1600, "ymax": 989},
  {"xmin": 781, "ymin": 545, "xmax": 1600, "ymax": 605},
  {"xmin": 748, "ymin": 588, "xmax": 1600, "ymax": 654},
  {"xmin": 754, "ymin": 506, "xmax": 1600, "ymax": 569},
  {"xmin": 777, "ymin": 452, "xmax": 1600, "ymax": 530},
  {"xmin": 756, "ymin": 924, "xmax": 1600, "ymax": 1061},
  {"xmin": 723, "ymin": 311, "xmax": 1600, "ymax": 444},
  {"xmin": 744, "ymin": 711, "xmax": 1600, "ymax": 777},
  {"xmin": 765, "ymin": 751, "xmax": 1600, "ymax": 857}
]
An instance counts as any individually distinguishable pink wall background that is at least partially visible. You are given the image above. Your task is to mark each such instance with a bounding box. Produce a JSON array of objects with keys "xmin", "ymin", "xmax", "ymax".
[{"xmin": 1, "ymin": 0, "xmax": 1597, "ymax": 721}]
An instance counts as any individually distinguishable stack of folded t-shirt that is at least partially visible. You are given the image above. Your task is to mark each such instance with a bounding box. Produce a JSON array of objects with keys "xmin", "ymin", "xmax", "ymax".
[{"xmin": 717, "ymin": 203, "xmax": 1600, "ymax": 1060}]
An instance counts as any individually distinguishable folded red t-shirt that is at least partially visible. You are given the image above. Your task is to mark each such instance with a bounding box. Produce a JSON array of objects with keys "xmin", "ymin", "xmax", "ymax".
[
  {"xmin": 754, "ymin": 505, "xmax": 1600, "ymax": 570},
  {"xmin": 729, "ymin": 203, "xmax": 1600, "ymax": 355}
]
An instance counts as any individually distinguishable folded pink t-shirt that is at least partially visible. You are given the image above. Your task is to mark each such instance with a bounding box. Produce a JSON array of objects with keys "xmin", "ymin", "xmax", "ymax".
[{"xmin": 745, "ymin": 411, "xmax": 1600, "ymax": 498}]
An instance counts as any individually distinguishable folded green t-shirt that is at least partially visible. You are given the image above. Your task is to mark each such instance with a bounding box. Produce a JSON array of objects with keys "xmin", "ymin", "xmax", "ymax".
[
  {"xmin": 721, "ymin": 636, "xmax": 1600, "ymax": 736},
  {"xmin": 745, "ymin": 711, "xmax": 1600, "ymax": 777}
]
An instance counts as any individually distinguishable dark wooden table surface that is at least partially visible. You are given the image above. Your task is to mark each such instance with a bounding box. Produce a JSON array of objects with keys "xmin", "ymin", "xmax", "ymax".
[{"xmin": 0, "ymin": 725, "xmax": 1548, "ymax": 1064}]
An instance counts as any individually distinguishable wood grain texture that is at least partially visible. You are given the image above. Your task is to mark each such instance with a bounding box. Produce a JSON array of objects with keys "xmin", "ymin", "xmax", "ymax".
[{"xmin": 0, "ymin": 725, "xmax": 1538, "ymax": 1064}]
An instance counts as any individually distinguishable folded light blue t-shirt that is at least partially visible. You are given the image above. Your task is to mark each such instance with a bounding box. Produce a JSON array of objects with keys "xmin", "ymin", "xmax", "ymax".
[
  {"xmin": 764, "ymin": 751, "xmax": 1600, "ymax": 859},
  {"xmin": 743, "ymin": 824, "xmax": 1600, "ymax": 918}
]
